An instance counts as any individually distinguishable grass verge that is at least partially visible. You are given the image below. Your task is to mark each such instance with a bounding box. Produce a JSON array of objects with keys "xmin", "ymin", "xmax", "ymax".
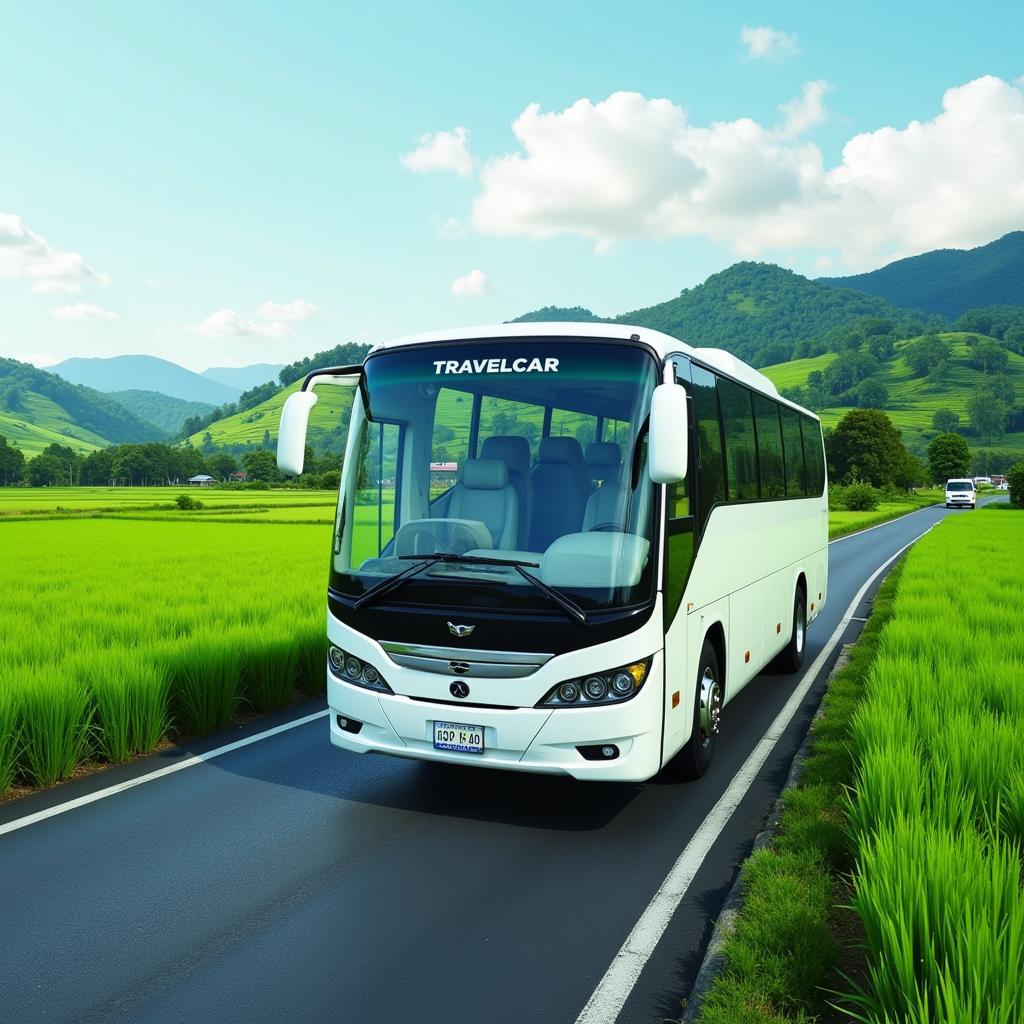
[
  {"xmin": 828, "ymin": 492, "xmax": 939, "ymax": 540},
  {"xmin": 694, "ymin": 559, "xmax": 904, "ymax": 1023}
]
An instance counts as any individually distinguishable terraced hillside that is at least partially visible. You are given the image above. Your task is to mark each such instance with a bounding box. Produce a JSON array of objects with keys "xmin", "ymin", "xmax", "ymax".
[
  {"xmin": 0, "ymin": 358, "xmax": 165, "ymax": 456},
  {"xmin": 762, "ymin": 332, "xmax": 1024, "ymax": 459}
]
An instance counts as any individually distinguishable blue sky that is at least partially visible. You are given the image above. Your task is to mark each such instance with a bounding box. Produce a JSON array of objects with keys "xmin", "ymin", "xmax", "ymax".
[{"xmin": 1, "ymin": 1, "xmax": 1022, "ymax": 371}]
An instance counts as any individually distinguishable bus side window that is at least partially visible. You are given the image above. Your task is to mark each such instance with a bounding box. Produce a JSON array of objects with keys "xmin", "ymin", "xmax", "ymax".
[
  {"xmin": 667, "ymin": 357, "xmax": 693, "ymax": 519},
  {"xmin": 781, "ymin": 408, "xmax": 808, "ymax": 496},
  {"xmin": 802, "ymin": 418, "xmax": 826, "ymax": 496},
  {"xmin": 753, "ymin": 396, "xmax": 785, "ymax": 498},
  {"xmin": 718, "ymin": 377, "xmax": 759, "ymax": 501},
  {"xmin": 690, "ymin": 366, "xmax": 725, "ymax": 522}
]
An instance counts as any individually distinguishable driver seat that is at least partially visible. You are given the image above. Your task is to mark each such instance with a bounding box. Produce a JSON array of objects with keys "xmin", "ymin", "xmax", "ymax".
[
  {"xmin": 448, "ymin": 458, "xmax": 519, "ymax": 550},
  {"xmin": 582, "ymin": 442, "xmax": 628, "ymax": 531}
]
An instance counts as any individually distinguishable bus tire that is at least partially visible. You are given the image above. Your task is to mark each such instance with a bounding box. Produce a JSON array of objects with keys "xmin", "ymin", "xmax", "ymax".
[
  {"xmin": 773, "ymin": 588, "xmax": 807, "ymax": 674},
  {"xmin": 672, "ymin": 640, "xmax": 721, "ymax": 780}
]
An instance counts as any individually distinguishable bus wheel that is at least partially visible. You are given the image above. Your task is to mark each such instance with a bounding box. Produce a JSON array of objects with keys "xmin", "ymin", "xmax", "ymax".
[
  {"xmin": 773, "ymin": 588, "xmax": 807, "ymax": 674},
  {"xmin": 673, "ymin": 640, "xmax": 721, "ymax": 780}
]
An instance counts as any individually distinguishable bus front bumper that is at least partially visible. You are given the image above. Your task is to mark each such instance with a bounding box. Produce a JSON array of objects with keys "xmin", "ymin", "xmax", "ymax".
[{"xmin": 326, "ymin": 668, "xmax": 665, "ymax": 782}]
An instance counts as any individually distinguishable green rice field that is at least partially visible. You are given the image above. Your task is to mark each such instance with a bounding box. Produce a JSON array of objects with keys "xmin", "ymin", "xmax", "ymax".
[
  {"xmin": 845, "ymin": 511, "xmax": 1024, "ymax": 1021},
  {"xmin": 0, "ymin": 511, "xmax": 332, "ymax": 793}
]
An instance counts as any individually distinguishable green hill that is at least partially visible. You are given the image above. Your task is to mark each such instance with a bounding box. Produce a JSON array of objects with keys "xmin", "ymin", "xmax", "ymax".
[
  {"xmin": 510, "ymin": 306, "xmax": 604, "ymax": 324},
  {"xmin": 108, "ymin": 390, "xmax": 216, "ymax": 435},
  {"xmin": 186, "ymin": 379, "xmax": 355, "ymax": 451},
  {"xmin": 516, "ymin": 263, "xmax": 929, "ymax": 367},
  {"xmin": 762, "ymin": 332, "xmax": 1024, "ymax": 462},
  {"xmin": 0, "ymin": 358, "xmax": 166, "ymax": 456},
  {"xmin": 820, "ymin": 232, "xmax": 1024, "ymax": 319}
]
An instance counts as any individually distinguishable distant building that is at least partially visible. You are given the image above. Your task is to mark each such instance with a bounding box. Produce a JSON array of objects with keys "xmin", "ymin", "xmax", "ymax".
[
  {"xmin": 229, "ymin": 471, "xmax": 249, "ymax": 482},
  {"xmin": 188, "ymin": 474, "xmax": 215, "ymax": 486}
]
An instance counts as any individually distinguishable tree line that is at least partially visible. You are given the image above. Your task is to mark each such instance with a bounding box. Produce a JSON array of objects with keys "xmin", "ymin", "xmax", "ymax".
[{"xmin": 0, "ymin": 436, "xmax": 341, "ymax": 488}]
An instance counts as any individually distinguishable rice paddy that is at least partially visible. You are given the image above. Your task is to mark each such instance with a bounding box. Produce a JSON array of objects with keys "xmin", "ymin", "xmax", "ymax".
[
  {"xmin": 0, "ymin": 508, "xmax": 331, "ymax": 793},
  {"xmin": 844, "ymin": 511, "xmax": 1024, "ymax": 1022}
]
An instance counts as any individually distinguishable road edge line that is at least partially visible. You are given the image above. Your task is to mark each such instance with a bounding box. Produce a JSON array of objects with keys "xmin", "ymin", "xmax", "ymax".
[
  {"xmin": 573, "ymin": 524, "xmax": 935, "ymax": 1024},
  {"xmin": 0, "ymin": 709, "xmax": 330, "ymax": 838}
]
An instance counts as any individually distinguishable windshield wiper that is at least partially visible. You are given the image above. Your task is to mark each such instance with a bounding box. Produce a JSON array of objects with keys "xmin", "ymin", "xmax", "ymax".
[
  {"xmin": 354, "ymin": 555, "xmax": 445, "ymax": 610},
  {"xmin": 355, "ymin": 552, "xmax": 589, "ymax": 625}
]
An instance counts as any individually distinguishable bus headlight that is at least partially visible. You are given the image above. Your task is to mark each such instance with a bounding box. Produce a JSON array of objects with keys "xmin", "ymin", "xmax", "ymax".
[
  {"xmin": 537, "ymin": 658, "xmax": 652, "ymax": 708},
  {"xmin": 328, "ymin": 645, "xmax": 393, "ymax": 694}
]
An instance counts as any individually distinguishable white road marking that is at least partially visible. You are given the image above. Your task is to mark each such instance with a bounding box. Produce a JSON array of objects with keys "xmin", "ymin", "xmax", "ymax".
[
  {"xmin": 574, "ymin": 525, "xmax": 936, "ymax": 1024},
  {"xmin": 0, "ymin": 709, "xmax": 330, "ymax": 838}
]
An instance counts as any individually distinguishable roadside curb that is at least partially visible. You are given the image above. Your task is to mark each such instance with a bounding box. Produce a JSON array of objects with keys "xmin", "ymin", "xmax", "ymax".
[{"xmin": 680, "ymin": 645, "xmax": 853, "ymax": 1023}]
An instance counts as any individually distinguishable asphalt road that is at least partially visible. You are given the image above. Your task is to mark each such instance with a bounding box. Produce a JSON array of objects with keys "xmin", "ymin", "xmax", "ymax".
[{"xmin": 0, "ymin": 500, "xmax": 998, "ymax": 1024}]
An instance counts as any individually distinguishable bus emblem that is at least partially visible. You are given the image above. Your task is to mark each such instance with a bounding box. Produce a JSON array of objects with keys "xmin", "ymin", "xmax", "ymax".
[
  {"xmin": 447, "ymin": 622, "xmax": 475, "ymax": 638},
  {"xmin": 450, "ymin": 681, "xmax": 470, "ymax": 698}
]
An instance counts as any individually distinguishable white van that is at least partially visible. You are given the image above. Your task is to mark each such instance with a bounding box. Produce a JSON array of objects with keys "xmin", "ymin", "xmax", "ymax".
[{"xmin": 945, "ymin": 479, "xmax": 976, "ymax": 509}]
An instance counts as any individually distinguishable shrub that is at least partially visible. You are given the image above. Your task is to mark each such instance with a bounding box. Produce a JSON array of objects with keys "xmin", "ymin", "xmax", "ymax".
[
  {"xmin": 844, "ymin": 481, "xmax": 879, "ymax": 511},
  {"xmin": 828, "ymin": 483, "xmax": 848, "ymax": 511},
  {"xmin": 1008, "ymin": 461, "xmax": 1024, "ymax": 507},
  {"xmin": 175, "ymin": 494, "xmax": 204, "ymax": 510},
  {"xmin": 879, "ymin": 483, "xmax": 904, "ymax": 503}
]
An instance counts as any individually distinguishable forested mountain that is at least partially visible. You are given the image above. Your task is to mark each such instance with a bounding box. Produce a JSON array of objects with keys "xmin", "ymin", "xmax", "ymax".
[
  {"xmin": 50, "ymin": 355, "xmax": 240, "ymax": 405},
  {"xmin": 201, "ymin": 363, "xmax": 284, "ymax": 391},
  {"xmin": 107, "ymin": 390, "xmax": 216, "ymax": 435},
  {"xmin": 614, "ymin": 263, "xmax": 929, "ymax": 366},
  {"xmin": 512, "ymin": 264, "xmax": 927, "ymax": 367},
  {"xmin": 0, "ymin": 358, "xmax": 166, "ymax": 455},
  {"xmin": 510, "ymin": 306, "xmax": 604, "ymax": 324},
  {"xmin": 820, "ymin": 232, "xmax": 1024, "ymax": 318}
]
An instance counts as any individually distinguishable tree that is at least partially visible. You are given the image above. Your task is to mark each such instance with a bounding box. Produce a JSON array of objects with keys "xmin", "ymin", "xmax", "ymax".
[
  {"xmin": 1008, "ymin": 461, "xmax": 1024, "ymax": 507},
  {"xmin": 866, "ymin": 334, "xmax": 895, "ymax": 361},
  {"xmin": 805, "ymin": 371, "xmax": 826, "ymax": 409},
  {"xmin": 207, "ymin": 453, "xmax": 238, "ymax": 480},
  {"xmin": 827, "ymin": 409, "xmax": 907, "ymax": 487},
  {"xmin": 896, "ymin": 451, "xmax": 927, "ymax": 490},
  {"xmin": 80, "ymin": 447, "xmax": 114, "ymax": 485},
  {"xmin": 904, "ymin": 334, "xmax": 950, "ymax": 379},
  {"xmin": 26, "ymin": 452, "xmax": 65, "ymax": 486},
  {"xmin": 0, "ymin": 434, "xmax": 25, "ymax": 484},
  {"xmin": 1004, "ymin": 326, "xmax": 1024, "ymax": 355},
  {"xmin": 967, "ymin": 391, "xmax": 1009, "ymax": 443},
  {"xmin": 242, "ymin": 448, "xmax": 279, "ymax": 482},
  {"xmin": 856, "ymin": 378, "xmax": 889, "ymax": 409},
  {"xmin": 927, "ymin": 433, "xmax": 971, "ymax": 483},
  {"xmin": 931, "ymin": 409, "xmax": 960, "ymax": 434},
  {"xmin": 969, "ymin": 339, "xmax": 1009, "ymax": 375}
]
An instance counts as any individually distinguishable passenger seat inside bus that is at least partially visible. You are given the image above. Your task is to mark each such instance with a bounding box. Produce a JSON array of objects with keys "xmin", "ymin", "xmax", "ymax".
[
  {"xmin": 582, "ymin": 442, "xmax": 628, "ymax": 531},
  {"xmin": 528, "ymin": 436, "xmax": 591, "ymax": 551},
  {"xmin": 480, "ymin": 435, "xmax": 532, "ymax": 549},
  {"xmin": 447, "ymin": 458, "xmax": 519, "ymax": 550}
]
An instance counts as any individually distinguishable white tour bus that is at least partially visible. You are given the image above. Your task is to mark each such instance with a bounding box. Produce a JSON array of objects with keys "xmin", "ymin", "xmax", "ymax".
[{"xmin": 277, "ymin": 324, "xmax": 828, "ymax": 782}]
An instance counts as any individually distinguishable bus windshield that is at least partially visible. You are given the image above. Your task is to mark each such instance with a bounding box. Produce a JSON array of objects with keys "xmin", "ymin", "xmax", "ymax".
[{"xmin": 330, "ymin": 339, "xmax": 660, "ymax": 614}]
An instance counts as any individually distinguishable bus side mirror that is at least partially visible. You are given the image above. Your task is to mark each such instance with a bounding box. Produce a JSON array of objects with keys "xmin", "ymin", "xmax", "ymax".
[
  {"xmin": 277, "ymin": 391, "xmax": 319, "ymax": 476},
  {"xmin": 648, "ymin": 382, "xmax": 688, "ymax": 483}
]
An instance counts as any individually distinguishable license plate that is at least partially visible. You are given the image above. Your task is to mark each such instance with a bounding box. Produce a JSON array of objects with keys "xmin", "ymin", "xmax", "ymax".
[{"xmin": 433, "ymin": 721, "xmax": 485, "ymax": 754}]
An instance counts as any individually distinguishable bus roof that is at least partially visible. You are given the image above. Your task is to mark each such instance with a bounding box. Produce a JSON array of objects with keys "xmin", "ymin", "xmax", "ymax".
[{"xmin": 369, "ymin": 322, "xmax": 818, "ymax": 420}]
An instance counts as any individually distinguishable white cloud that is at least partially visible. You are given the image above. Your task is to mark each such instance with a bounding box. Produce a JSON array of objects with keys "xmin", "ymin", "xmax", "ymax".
[
  {"xmin": 51, "ymin": 303, "xmax": 120, "ymax": 321},
  {"xmin": 437, "ymin": 216, "xmax": 467, "ymax": 238},
  {"xmin": 740, "ymin": 25, "xmax": 799, "ymax": 62},
  {"xmin": 468, "ymin": 76, "xmax": 1024, "ymax": 271},
  {"xmin": 778, "ymin": 80, "xmax": 829, "ymax": 137},
  {"xmin": 451, "ymin": 269, "xmax": 492, "ymax": 296},
  {"xmin": 192, "ymin": 308, "xmax": 290, "ymax": 338},
  {"xmin": 0, "ymin": 213, "xmax": 110, "ymax": 293},
  {"xmin": 256, "ymin": 299, "xmax": 319, "ymax": 322},
  {"xmin": 401, "ymin": 126, "xmax": 475, "ymax": 176}
]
